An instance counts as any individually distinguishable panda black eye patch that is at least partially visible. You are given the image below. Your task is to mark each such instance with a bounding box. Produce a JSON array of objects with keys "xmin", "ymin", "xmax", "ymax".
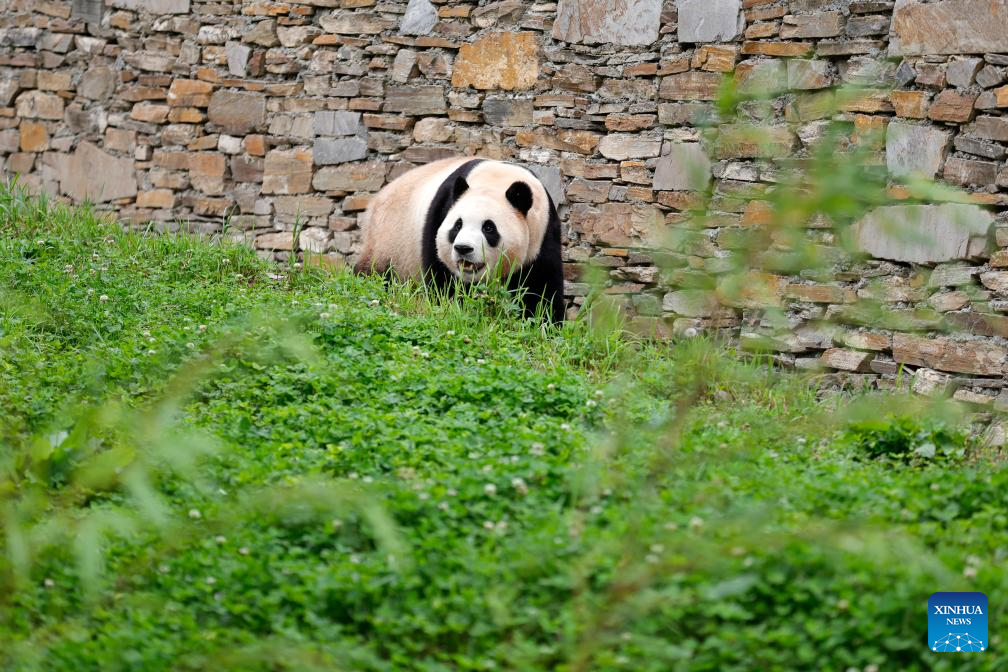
[
  {"xmin": 447, "ymin": 218, "xmax": 462, "ymax": 243},
  {"xmin": 481, "ymin": 220, "xmax": 500, "ymax": 247}
]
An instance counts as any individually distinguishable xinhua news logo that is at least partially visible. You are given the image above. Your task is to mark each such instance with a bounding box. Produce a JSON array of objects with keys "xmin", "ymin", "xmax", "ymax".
[{"xmin": 929, "ymin": 592, "xmax": 988, "ymax": 653}]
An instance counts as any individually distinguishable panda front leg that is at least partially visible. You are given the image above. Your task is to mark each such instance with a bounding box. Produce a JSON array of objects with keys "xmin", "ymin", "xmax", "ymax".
[{"xmin": 509, "ymin": 260, "xmax": 565, "ymax": 324}]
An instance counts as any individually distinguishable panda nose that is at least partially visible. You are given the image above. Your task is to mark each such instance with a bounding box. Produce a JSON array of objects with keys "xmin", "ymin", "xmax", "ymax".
[{"xmin": 453, "ymin": 243, "xmax": 474, "ymax": 257}]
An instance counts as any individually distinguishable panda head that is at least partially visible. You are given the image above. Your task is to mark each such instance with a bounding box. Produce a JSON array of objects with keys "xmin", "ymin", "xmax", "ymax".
[{"xmin": 434, "ymin": 175, "xmax": 537, "ymax": 283}]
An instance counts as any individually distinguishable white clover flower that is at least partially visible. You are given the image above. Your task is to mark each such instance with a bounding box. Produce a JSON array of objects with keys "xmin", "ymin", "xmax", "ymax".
[
  {"xmin": 586, "ymin": 399, "xmax": 597, "ymax": 408},
  {"xmin": 99, "ymin": 294, "xmax": 109, "ymax": 302},
  {"xmin": 215, "ymin": 536, "xmax": 227, "ymax": 544},
  {"xmin": 437, "ymin": 501, "xmax": 449, "ymax": 511},
  {"xmin": 964, "ymin": 566, "xmax": 978, "ymax": 578},
  {"xmin": 560, "ymin": 423, "xmax": 571, "ymax": 431},
  {"xmin": 511, "ymin": 477, "xmax": 528, "ymax": 495},
  {"xmin": 206, "ymin": 576, "xmax": 217, "ymax": 585},
  {"xmin": 86, "ymin": 288, "xmax": 95, "ymax": 295},
  {"xmin": 369, "ymin": 299, "xmax": 380, "ymax": 306},
  {"xmin": 446, "ymin": 330, "xmax": 455, "ymax": 336},
  {"xmin": 44, "ymin": 578, "xmax": 55, "ymax": 588},
  {"xmin": 188, "ymin": 509, "xmax": 201, "ymax": 519},
  {"xmin": 143, "ymin": 331, "xmax": 151, "ymax": 338},
  {"xmin": 649, "ymin": 543, "xmax": 665, "ymax": 554},
  {"xmin": 198, "ymin": 324, "xmax": 207, "ymax": 332},
  {"xmin": 147, "ymin": 349, "xmax": 157, "ymax": 356},
  {"xmin": 446, "ymin": 488, "xmax": 458, "ymax": 497},
  {"xmin": 238, "ymin": 547, "xmax": 250, "ymax": 556},
  {"xmin": 186, "ymin": 342, "xmax": 195, "ymax": 349},
  {"xmin": 484, "ymin": 483, "xmax": 497, "ymax": 496},
  {"xmin": 158, "ymin": 564, "xmax": 170, "ymax": 573},
  {"xmin": 645, "ymin": 554, "xmax": 659, "ymax": 564},
  {"xmin": 476, "ymin": 358, "xmax": 486, "ymax": 365},
  {"xmin": 689, "ymin": 516, "xmax": 704, "ymax": 530},
  {"xmin": 320, "ymin": 312, "xmax": 330, "ymax": 319},
  {"xmin": 594, "ymin": 390, "xmax": 604, "ymax": 398}
]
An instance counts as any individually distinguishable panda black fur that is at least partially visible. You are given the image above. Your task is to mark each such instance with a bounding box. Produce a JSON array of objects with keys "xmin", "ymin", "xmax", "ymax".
[{"xmin": 356, "ymin": 157, "xmax": 565, "ymax": 323}]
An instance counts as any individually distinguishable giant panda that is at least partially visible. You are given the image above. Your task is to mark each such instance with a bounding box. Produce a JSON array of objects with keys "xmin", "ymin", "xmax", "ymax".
[{"xmin": 355, "ymin": 157, "xmax": 565, "ymax": 323}]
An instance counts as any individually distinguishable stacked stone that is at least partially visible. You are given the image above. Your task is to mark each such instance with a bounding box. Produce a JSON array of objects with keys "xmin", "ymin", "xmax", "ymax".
[{"xmin": 2, "ymin": 0, "xmax": 1008, "ymax": 404}]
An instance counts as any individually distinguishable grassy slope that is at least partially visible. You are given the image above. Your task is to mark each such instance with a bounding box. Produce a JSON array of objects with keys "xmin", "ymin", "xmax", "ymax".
[{"xmin": 0, "ymin": 188, "xmax": 1005, "ymax": 671}]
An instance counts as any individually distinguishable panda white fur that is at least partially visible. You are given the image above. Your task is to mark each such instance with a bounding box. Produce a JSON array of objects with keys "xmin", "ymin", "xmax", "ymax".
[{"xmin": 356, "ymin": 157, "xmax": 565, "ymax": 323}]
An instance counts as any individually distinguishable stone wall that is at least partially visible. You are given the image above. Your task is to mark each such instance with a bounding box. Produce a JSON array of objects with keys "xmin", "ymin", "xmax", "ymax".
[{"xmin": 3, "ymin": 0, "xmax": 1008, "ymax": 403}]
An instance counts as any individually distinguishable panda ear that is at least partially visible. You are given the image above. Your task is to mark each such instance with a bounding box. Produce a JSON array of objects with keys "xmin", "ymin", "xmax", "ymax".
[
  {"xmin": 506, "ymin": 181, "xmax": 533, "ymax": 216},
  {"xmin": 452, "ymin": 176, "xmax": 470, "ymax": 201}
]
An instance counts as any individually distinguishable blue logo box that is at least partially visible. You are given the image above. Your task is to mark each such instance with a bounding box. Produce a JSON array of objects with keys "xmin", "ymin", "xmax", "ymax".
[{"xmin": 929, "ymin": 592, "xmax": 988, "ymax": 653}]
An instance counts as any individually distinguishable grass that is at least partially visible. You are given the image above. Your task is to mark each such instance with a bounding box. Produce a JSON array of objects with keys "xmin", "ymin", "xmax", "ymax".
[{"xmin": 0, "ymin": 182, "xmax": 1005, "ymax": 671}]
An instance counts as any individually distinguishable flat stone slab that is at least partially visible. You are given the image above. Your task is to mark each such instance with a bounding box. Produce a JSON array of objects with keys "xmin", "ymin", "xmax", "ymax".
[
  {"xmin": 59, "ymin": 142, "xmax": 137, "ymax": 203},
  {"xmin": 313, "ymin": 136, "xmax": 368, "ymax": 165},
  {"xmin": 677, "ymin": 0, "xmax": 743, "ymax": 43},
  {"xmin": 885, "ymin": 121, "xmax": 951, "ymax": 178},
  {"xmin": 891, "ymin": 0, "xmax": 1008, "ymax": 55},
  {"xmin": 400, "ymin": 0, "xmax": 437, "ymax": 35},
  {"xmin": 108, "ymin": 0, "xmax": 190, "ymax": 14},
  {"xmin": 314, "ymin": 111, "xmax": 362, "ymax": 137},
  {"xmin": 208, "ymin": 90, "xmax": 266, "ymax": 135},
  {"xmin": 452, "ymin": 32, "xmax": 539, "ymax": 90},
  {"xmin": 553, "ymin": 0, "xmax": 661, "ymax": 46},
  {"xmin": 653, "ymin": 143, "xmax": 712, "ymax": 191},
  {"xmin": 313, "ymin": 161, "xmax": 388, "ymax": 192},
  {"xmin": 853, "ymin": 203, "xmax": 994, "ymax": 264}
]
